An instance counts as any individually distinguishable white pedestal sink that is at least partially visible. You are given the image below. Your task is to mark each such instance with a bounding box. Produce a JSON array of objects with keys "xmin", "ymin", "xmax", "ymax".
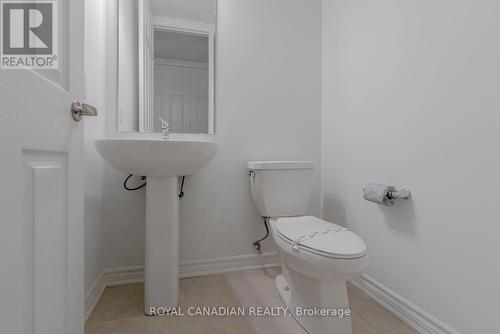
[{"xmin": 95, "ymin": 138, "xmax": 217, "ymax": 315}]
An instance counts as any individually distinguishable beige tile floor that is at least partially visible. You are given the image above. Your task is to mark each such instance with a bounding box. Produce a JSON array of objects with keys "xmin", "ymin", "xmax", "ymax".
[{"xmin": 86, "ymin": 268, "xmax": 418, "ymax": 334}]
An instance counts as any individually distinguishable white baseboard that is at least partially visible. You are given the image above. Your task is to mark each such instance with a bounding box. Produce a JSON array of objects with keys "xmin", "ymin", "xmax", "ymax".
[
  {"xmin": 351, "ymin": 275, "xmax": 461, "ymax": 334},
  {"xmin": 84, "ymin": 271, "xmax": 106, "ymax": 321},
  {"xmin": 179, "ymin": 252, "xmax": 281, "ymax": 278},
  {"xmin": 85, "ymin": 252, "xmax": 280, "ymax": 321}
]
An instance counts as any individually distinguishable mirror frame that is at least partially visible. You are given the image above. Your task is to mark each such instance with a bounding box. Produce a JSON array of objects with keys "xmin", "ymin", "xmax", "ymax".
[{"xmin": 113, "ymin": 0, "xmax": 217, "ymax": 135}]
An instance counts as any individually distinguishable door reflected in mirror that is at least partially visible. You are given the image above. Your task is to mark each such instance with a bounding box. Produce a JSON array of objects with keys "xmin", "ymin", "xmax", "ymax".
[{"xmin": 117, "ymin": 0, "xmax": 216, "ymax": 134}]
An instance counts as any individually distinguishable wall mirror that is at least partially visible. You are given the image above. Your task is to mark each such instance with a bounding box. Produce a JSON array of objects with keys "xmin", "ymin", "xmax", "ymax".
[{"xmin": 117, "ymin": 0, "xmax": 216, "ymax": 134}]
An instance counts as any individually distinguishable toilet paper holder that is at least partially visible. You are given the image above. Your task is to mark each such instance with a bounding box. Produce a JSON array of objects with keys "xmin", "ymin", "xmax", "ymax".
[
  {"xmin": 387, "ymin": 188, "xmax": 412, "ymax": 200},
  {"xmin": 363, "ymin": 183, "xmax": 412, "ymax": 207}
]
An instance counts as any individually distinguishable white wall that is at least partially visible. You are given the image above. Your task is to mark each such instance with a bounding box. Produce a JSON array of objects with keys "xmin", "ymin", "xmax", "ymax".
[
  {"xmin": 84, "ymin": 0, "xmax": 107, "ymax": 295},
  {"xmin": 151, "ymin": 0, "xmax": 216, "ymax": 24},
  {"xmin": 100, "ymin": 0, "xmax": 322, "ymax": 268},
  {"xmin": 322, "ymin": 1, "xmax": 500, "ymax": 333}
]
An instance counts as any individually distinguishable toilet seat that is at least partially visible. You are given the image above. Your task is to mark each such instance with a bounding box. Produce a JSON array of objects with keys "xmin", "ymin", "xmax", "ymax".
[{"xmin": 276, "ymin": 216, "xmax": 366, "ymax": 259}]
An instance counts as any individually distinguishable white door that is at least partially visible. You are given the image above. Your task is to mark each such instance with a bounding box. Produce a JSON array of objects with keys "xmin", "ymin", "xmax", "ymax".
[
  {"xmin": 189, "ymin": 68, "xmax": 209, "ymax": 133},
  {"xmin": 154, "ymin": 63, "xmax": 209, "ymax": 133},
  {"xmin": 154, "ymin": 64, "xmax": 190, "ymax": 132},
  {"xmin": 0, "ymin": 0, "xmax": 86, "ymax": 333}
]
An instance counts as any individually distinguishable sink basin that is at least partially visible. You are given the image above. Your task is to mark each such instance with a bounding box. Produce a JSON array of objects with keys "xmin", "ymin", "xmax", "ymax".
[
  {"xmin": 94, "ymin": 137, "xmax": 217, "ymax": 315},
  {"xmin": 95, "ymin": 138, "xmax": 218, "ymax": 177}
]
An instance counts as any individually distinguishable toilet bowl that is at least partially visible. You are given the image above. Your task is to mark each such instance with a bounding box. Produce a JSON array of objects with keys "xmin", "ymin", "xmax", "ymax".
[
  {"xmin": 247, "ymin": 161, "xmax": 368, "ymax": 334},
  {"xmin": 270, "ymin": 216, "xmax": 368, "ymax": 334}
]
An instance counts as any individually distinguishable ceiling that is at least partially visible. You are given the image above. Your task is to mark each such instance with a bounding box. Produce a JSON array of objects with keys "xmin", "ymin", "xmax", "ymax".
[{"xmin": 151, "ymin": 0, "xmax": 216, "ymax": 24}]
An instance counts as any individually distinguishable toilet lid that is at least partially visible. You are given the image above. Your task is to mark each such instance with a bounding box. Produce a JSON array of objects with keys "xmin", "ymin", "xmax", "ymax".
[{"xmin": 276, "ymin": 216, "xmax": 367, "ymax": 259}]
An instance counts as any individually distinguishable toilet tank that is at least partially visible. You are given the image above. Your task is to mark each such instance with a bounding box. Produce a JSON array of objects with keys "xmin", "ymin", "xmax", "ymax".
[{"xmin": 247, "ymin": 161, "xmax": 315, "ymax": 218}]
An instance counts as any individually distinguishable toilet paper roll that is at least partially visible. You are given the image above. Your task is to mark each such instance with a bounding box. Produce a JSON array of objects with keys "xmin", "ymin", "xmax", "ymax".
[{"xmin": 363, "ymin": 183, "xmax": 396, "ymax": 207}]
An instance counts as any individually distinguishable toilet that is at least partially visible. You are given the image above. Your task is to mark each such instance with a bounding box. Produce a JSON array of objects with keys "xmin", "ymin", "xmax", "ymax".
[{"xmin": 247, "ymin": 161, "xmax": 369, "ymax": 334}]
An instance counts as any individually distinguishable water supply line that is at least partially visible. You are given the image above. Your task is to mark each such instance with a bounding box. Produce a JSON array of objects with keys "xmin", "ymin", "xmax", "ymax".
[
  {"xmin": 178, "ymin": 176, "xmax": 186, "ymax": 198},
  {"xmin": 253, "ymin": 217, "xmax": 270, "ymax": 252},
  {"xmin": 124, "ymin": 174, "xmax": 146, "ymax": 191},
  {"xmin": 124, "ymin": 174, "xmax": 187, "ymax": 198}
]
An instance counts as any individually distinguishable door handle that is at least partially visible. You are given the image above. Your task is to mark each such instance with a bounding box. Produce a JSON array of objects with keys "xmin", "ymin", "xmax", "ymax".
[{"xmin": 71, "ymin": 101, "xmax": 97, "ymax": 121}]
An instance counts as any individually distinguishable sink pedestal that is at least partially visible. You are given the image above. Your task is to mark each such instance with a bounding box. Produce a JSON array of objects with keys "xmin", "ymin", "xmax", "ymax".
[
  {"xmin": 94, "ymin": 138, "xmax": 218, "ymax": 315},
  {"xmin": 144, "ymin": 176, "xmax": 179, "ymax": 315}
]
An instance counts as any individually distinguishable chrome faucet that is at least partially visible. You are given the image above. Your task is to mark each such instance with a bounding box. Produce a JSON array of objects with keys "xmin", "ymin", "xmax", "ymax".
[{"xmin": 159, "ymin": 117, "xmax": 171, "ymax": 140}]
